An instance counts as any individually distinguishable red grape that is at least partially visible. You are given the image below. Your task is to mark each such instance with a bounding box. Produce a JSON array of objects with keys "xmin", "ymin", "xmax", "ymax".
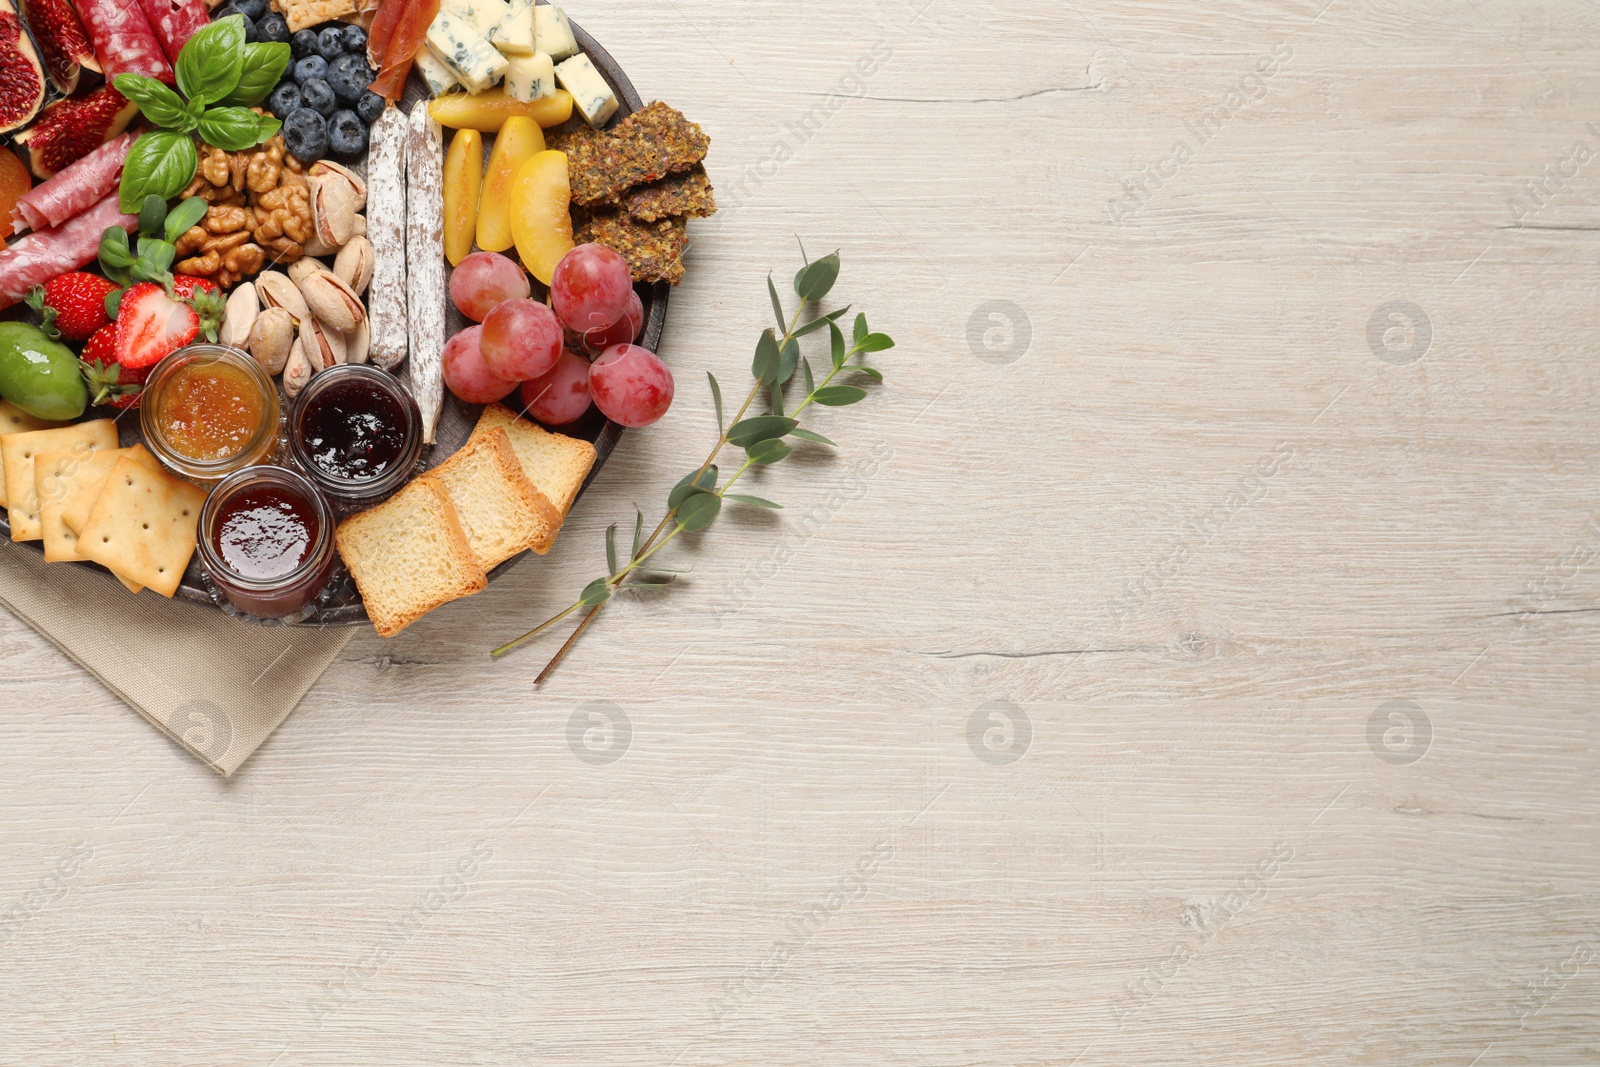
[
  {"xmin": 443, "ymin": 326, "xmax": 518, "ymax": 404},
  {"xmin": 589, "ymin": 343, "xmax": 673, "ymax": 427},
  {"xmin": 519, "ymin": 348, "xmax": 593, "ymax": 425},
  {"xmin": 551, "ymin": 243, "xmax": 631, "ymax": 333},
  {"xmin": 480, "ymin": 299, "xmax": 562, "ymax": 382},
  {"xmin": 577, "ymin": 289, "xmax": 643, "ymax": 355},
  {"xmin": 450, "ymin": 251, "xmax": 531, "ymax": 322}
]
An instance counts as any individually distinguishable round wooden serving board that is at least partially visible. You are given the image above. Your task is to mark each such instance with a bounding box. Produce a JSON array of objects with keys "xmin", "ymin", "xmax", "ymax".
[{"xmin": 0, "ymin": 16, "xmax": 667, "ymax": 628}]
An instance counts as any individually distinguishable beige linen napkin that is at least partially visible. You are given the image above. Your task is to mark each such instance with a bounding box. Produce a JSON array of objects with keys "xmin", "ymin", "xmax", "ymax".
[{"xmin": 0, "ymin": 545, "xmax": 351, "ymax": 776}]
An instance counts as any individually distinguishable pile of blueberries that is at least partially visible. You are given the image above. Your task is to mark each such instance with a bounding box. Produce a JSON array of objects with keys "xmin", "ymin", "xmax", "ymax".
[{"xmin": 209, "ymin": 0, "xmax": 383, "ymax": 163}]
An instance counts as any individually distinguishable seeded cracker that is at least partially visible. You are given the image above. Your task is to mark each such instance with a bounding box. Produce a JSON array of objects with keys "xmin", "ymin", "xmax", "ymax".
[
  {"xmin": 565, "ymin": 102, "xmax": 710, "ymax": 207},
  {"xmin": 626, "ymin": 164, "xmax": 717, "ymax": 223},
  {"xmin": 575, "ymin": 209, "xmax": 688, "ymax": 285}
]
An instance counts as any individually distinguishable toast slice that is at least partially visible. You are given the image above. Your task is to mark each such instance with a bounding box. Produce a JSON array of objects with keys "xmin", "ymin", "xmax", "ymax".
[
  {"xmin": 335, "ymin": 477, "xmax": 488, "ymax": 638},
  {"xmin": 429, "ymin": 427, "xmax": 560, "ymax": 570},
  {"xmin": 474, "ymin": 403, "xmax": 597, "ymax": 552}
]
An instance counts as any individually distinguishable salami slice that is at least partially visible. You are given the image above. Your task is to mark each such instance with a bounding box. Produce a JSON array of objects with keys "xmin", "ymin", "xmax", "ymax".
[
  {"xmin": 11, "ymin": 132, "xmax": 131, "ymax": 235},
  {"xmin": 137, "ymin": 0, "xmax": 208, "ymax": 65},
  {"xmin": 75, "ymin": 0, "xmax": 174, "ymax": 84},
  {"xmin": 0, "ymin": 194, "xmax": 137, "ymax": 309}
]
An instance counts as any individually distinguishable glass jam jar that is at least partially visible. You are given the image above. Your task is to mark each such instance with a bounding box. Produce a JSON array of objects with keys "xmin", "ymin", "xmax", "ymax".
[
  {"xmin": 140, "ymin": 344, "xmax": 280, "ymax": 482},
  {"xmin": 288, "ymin": 365, "xmax": 422, "ymax": 507},
  {"xmin": 197, "ymin": 465, "xmax": 335, "ymax": 620}
]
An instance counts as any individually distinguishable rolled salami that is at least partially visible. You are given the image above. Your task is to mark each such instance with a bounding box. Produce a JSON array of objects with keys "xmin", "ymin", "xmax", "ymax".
[
  {"xmin": 75, "ymin": 0, "xmax": 174, "ymax": 84},
  {"xmin": 0, "ymin": 194, "xmax": 138, "ymax": 309},
  {"xmin": 137, "ymin": 0, "xmax": 208, "ymax": 65},
  {"xmin": 11, "ymin": 133, "xmax": 131, "ymax": 235}
]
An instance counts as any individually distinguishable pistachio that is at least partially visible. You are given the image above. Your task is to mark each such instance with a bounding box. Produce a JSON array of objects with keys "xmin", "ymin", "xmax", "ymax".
[
  {"xmin": 351, "ymin": 214, "xmax": 366, "ymax": 237},
  {"xmin": 255, "ymin": 270, "xmax": 310, "ymax": 323},
  {"xmin": 246, "ymin": 307, "xmax": 294, "ymax": 374},
  {"xmin": 300, "ymin": 268, "xmax": 366, "ymax": 333},
  {"xmin": 311, "ymin": 177, "xmax": 358, "ymax": 249},
  {"xmin": 283, "ymin": 335, "xmax": 313, "ymax": 397},
  {"xmin": 308, "ymin": 160, "xmax": 367, "ymax": 211},
  {"xmin": 300, "ymin": 232, "xmax": 338, "ymax": 258},
  {"xmin": 334, "ymin": 236, "xmax": 373, "ymax": 294},
  {"xmin": 343, "ymin": 317, "xmax": 370, "ymax": 365},
  {"xmin": 300, "ymin": 315, "xmax": 346, "ymax": 372},
  {"xmin": 287, "ymin": 257, "xmax": 324, "ymax": 286},
  {"xmin": 219, "ymin": 281, "xmax": 258, "ymax": 349}
]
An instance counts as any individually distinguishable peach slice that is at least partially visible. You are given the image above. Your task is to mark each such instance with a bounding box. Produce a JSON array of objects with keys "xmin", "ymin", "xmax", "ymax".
[
  {"xmin": 442, "ymin": 127, "xmax": 482, "ymax": 266},
  {"xmin": 476, "ymin": 116, "xmax": 543, "ymax": 254},
  {"xmin": 428, "ymin": 88, "xmax": 573, "ymax": 133},
  {"xmin": 509, "ymin": 149, "xmax": 572, "ymax": 286}
]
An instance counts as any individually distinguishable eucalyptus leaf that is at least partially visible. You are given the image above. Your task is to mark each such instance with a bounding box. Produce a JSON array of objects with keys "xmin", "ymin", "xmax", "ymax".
[
  {"xmin": 632, "ymin": 508, "xmax": 644, "ymax": 561},
  {"xmin": 852, "ymin": 366, "xmax": 884, "ymax": 382},
  {"xmin": 579, "ymin": 577, "xmax": 612, "ymax": 606},
  {"xmin": 777, "ymin": 337, "xmax": 799, "ymax": 384},
  {"xmin": 605, "ymin": 523, "xmax": 619, "ymax": 576},
  {"xmin": 177, "ymin": 15, "xmax": 246, "ymax": 106},
  {"xmin": 770, "ymin": 375, "xmax": 784, "ymax": 418},
  {"xmin": 163, "ymin": 196, "xmax": 208, "ymax": 244},
  {"xmin": 794, "ymin": 250, "xmax": 840, "ymax": 302},
  {"xmin": 854, "ymin": 312, "xmax": 868, "ymax": 346},
  {"xmin": 726, "ymin": 415, "xmax": 796, "ymax": 447},
  {"xmin": 625, "ymin": 573, "xmax": 676, "ymax": 587},
  {"xmin": 800, "ymin": 356, "xmax": 814, "ymax": 396},
  {"xmin": 725, "ymin": 494, "xmax": 782, "ymax": 509},
  {"xmin": 858, "ymin": 333, "xmax": 895, "ymax": 353},
  {"xmin": 751, "ymin": 328, "xmax": 781, "ymax": 384},
  {"xmin": 113, "ymin": 74, "xmax": 191, "ymax": 130},
  {"xmin": 676, "ymin": 492, "xmax": 722, "ymax": 532},
  {"xmin": 746, "ymin": 439, "xmax": 793, "ymax": 465},
  {"xmin": 138, "ymin": 195, "xmax": 167, "ymax": 239},
  {"xmin": 811, "ymin": 385, "xmax": 868, "ymax": 407},
  {"xmin": 119, "ymin": 132, "xmax": 197, "ymax": 211},
  {"xmin": 829, "ymin": 320, "xmax": 846, "ymax": 369},
  {"xmin": 707, "ymin": 371, "xmax": 723, "ymax": 434},
  {"xmin": 668, "ymin": 466, "xmax": 717, "ymax": 509},
  {"xmin": 767, "ymin": 273, "xmax": 785, "ymax": 333},
  {"xmin": 221, "ymin": 42, "xmax": 292, "ymax": 107},
  {"xmin": 789, "ymin": 427, "xmax": 836, "ymax": 445}
]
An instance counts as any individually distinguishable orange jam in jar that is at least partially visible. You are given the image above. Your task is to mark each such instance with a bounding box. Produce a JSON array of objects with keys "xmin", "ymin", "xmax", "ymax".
[{"xmin": 141, "ymin": 345, "xmax": 280, "ymax": 482}]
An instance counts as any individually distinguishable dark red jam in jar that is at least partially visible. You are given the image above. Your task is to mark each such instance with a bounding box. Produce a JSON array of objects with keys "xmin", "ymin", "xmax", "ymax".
[
  {"xmin": 198, "ymin": 466, "xmax": 335, "ymax": 620},
  {"xmin": 289, "ymin": 365, "xmax": 422, "ymax": 505}
]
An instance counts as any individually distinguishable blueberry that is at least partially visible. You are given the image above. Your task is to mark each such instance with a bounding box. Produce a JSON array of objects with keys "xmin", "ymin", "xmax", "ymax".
[
  {"xmin": 282, "ymin": 108, "xmax": 329, "ymax": 163},
  {"xmin": 327, "ymin": 109, "xmax": 368, "ymax": 159},
  {"xmin": 211, "ymin": 2, "xmax": 240, "ymax": 20},
  {"xmin": 256, "ymin": 12, "xmax": 289, "ymax": 43},
  {"xmin": 235, "ymin": 0, "xmax": 268, "ymax": 19},
  {"xmin": 327, "ymin": 53, "xmax": 374, "ymax": 104},
  {"xmin": 316, "ymin": 25, "xmax": 345, "ymax": 60},
  {"xmin": 300, "ymin": 77, "xmax": 337, "ymax": 116},
  {"xmin": 239, "ymin": 15, "xmax": 258, "ymax": 42},
  {"xmin": 267, "ymin": 81, "xmax": 302, "ymax": 117},
  {"xmin": 291, "ymin": 28, "xmax": 319, "ymax": 58},
  {"xmin": 355, "ymin": 89, "xmax": 384, "ymax": 125},
  {"xmin": 292, "ymin": 54, "xmax": 328, "ymax": 84},
  {"xmin": 341, "ymin": 23, "xmax": 367, "ymax": 55}
]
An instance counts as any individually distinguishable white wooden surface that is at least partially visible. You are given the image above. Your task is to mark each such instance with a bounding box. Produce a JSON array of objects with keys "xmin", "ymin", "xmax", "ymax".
[{"xmin": 3, "ymin": 1, "xmax": 1599, "ymax": 1062}]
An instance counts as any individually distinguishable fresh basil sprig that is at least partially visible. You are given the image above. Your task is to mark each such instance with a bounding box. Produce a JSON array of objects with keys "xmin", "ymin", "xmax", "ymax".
[
  {"xmin": 115, "ymin": 15, "xmax": 283, "ymax": 211},
  {"xmin": 492, "ymin": 245, "xmax": 893, "ymax": 676}
]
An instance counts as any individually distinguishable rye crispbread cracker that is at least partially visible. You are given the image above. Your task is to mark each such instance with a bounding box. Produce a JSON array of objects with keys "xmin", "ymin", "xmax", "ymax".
[
  {"xmin": 2, "ymin": 421, "xmax": 118, "ymax": 542},
  {"xmin": 625, "ymin": 164, "xmax": 717, "ymax": 223},
  {"xmin": 0, "ymin": 400, "xmax": 60, "ymax": 507},
  {"xmin": 429, "ymin": 427, "xmax": 560, "ymax": 570},
  {"xmin": 78, "ymin": 457, "xmax": 207, "ymax": 599},
  {"xmin": 574, "ymin": 208, "xmax": 687, "ymax": 285},
  {"xmin": 564, "ymin": 101, "xmax": 709, "ymax": 207}
]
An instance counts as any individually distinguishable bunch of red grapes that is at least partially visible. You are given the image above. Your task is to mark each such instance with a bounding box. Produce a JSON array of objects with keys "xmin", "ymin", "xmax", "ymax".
[{"xmin": 444, "ymin": 244, "xmax": 675, "ymax": 428}]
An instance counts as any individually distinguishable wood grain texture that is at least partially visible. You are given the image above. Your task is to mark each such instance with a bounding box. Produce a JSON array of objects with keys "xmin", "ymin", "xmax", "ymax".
[{"xmin": 2, "ymin": 1, "xmax": 1598, "ymax": 1063}]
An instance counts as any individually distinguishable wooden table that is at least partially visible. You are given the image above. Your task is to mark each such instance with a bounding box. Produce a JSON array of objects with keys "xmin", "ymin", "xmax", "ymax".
[{"xmin": 3, "ymin": 2, "xmax": 1597, "ymax": 1062}]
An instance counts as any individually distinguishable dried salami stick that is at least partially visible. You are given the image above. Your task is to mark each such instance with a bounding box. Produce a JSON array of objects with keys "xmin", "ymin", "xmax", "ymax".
[
  {"xmin": 405, "ymin": 102, "xmax": 446, "ymax": 446},
  {"xmin": 365, "ymin": 105, "xmax": 409, "ymax": 373}
]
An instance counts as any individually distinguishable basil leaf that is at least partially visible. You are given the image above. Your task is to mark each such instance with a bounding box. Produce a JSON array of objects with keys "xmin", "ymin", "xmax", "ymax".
[
  {"xmin": 163, "ymin": 196, "xmax": 208, "ymax": 243},
  {"xmin": 811, "ymin": 385, "xmax": 868, "ymax": 407},
  {"xmin": 220, "ymin": 42, "xmax": 291, "ymax": 107},
  {"xmin": 676, "ymin": 493, "xmax": 722, "ymax": 533},
  {"xmin": 746, "ymin": 439, "xmax": 792, "ymax": 466},
  {"xmin": 197, "ymin": 107, "xmax": 281, "ymax": 152},
  {"xmin": 726, "ymin": 415, "xmax": 795, "ymax": 447},
  {"xmin": 177, "ymin": 16, "xmax": 246, "ymax": 107},
  {"xmin": 112, "ymin": 74, "xmax": 192, "ymax": 130},
  {"xmin": 119, "ymin": 132, "xmax": 198, "ymax": 212}
]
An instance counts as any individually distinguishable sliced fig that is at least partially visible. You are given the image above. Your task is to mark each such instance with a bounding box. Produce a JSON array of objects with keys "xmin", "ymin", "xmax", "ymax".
[
  {"xmin": 13, "ymin": 86, "xmax": 137, "ymax": 179},
  {"xmin": 0, "ymin": 1, "xmax": 44, "ymax": 136},
  {"xmin": 18, "ymin": 0, "xmax": 99, "ymax": 95}
]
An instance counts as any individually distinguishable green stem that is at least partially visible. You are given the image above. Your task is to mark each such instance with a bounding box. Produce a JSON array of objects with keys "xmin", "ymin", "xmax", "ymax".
[{"xmin": 491, "ymin": 601, "xmax": 583, "ymax": 659}]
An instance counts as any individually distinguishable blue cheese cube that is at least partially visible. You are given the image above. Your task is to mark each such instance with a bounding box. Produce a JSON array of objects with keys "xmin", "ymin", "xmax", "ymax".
[
  {"xmin": 505, "ymin": 51, "xmax": 555, "ymax": 102},
  {"xmin": 413, "ymin": 46, "xmax": 460, "ymax": 96},
  {"xmin": 426, "ymin": 9, "xmax": 509, "ymax": 94},
  {"xmin": 555, "ymin": 52, "xmax": 617, "ymax": 127},
  {"xmin": 494, "ymin": 0, "xmax": 535, "ymax": 55},
  {"xmin": 534, "ymin": 4, "xmax": 578, "ymax": 61},
  {"xmin": 443, "ymin": 0, "xmax": 510, "ymax": 41}
]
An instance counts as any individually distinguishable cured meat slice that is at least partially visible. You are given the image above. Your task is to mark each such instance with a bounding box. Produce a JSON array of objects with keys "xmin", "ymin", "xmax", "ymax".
[
  {"xmin": 74, "ymin": 0, "xmax": 174, "ymax": 84},
  {"xmin": 136, "ymin": 0, "xmax": 208, "ymax": 65},
  {"xmin": 0, "ymin": 193, "xmax": 137, "ymax": 308},
  {"xmin": 11, "ymin": 132, "xmax": 130, "ymax": 235},
  {"xmin": 368, "ymin": 0, "xmax": 438, "ymax": 102}
]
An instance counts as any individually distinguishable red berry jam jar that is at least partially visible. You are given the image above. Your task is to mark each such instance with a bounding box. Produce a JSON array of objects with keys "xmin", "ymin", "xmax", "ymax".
[
  {"xmin": 197, "ymin": 465, "xmax": 335, "ymax": 620},
  {"xmin": 288, "ymin": 365, "xmax": 422, "ymax": 507}
]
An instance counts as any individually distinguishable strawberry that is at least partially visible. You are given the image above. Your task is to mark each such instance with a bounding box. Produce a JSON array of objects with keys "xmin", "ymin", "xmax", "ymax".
[
  {"xmin": 79, "ymin": 324, "xmax": 146, "ymax": 410},
  {"xmin": 113, "ymin": 277, "xmax": 226, "ymax": 371},
  {"xmin": 26, "ymin": 271, "xmax": 117, "ymax": 341}
]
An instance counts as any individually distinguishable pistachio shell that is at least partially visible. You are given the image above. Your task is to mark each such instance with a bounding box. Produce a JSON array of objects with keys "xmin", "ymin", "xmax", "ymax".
[
  {"xmin": 247, "ymin": 307, "xmax": 294, "ymax": 375},
  {"xmin": 301, "ymin": 269, "xmax": 366, "ymax": 333},
  {"xmin": 220, "ymin": 282, "xmax": 258, "ymax": 349},
  {"xmin": 334, "ymin": 236, "xmax": 373, "ymax": 295},
  {"xmin": 300, "ymin": 316, "xmax": 346, "ymax": 372},
  {"xmin": 311, "ymin": 177, "xmax": 358, "ymax": 249},
  {"xmin": 308, "ymin": 160, "xmax": 367, "ymax": 211},
  {"xmin": 283, "ymin": 336, "xmax": 313, "ymax": 397},
  {"xmin": 255, "ymin": 270, "xmax": 310, "ymax": 323},
  {"xmin": 343, "ymin": 317, "xmax": 370, "ymax": 365},
  {"xmin": 288, "ymin": 258, "xmax": 324, "ymax": 286}
]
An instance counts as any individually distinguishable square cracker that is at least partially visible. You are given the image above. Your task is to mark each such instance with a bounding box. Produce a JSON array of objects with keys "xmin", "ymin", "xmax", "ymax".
[
  {"xmin": 0, "ymin": 400, "xmax": 62, "ymax": 506},
  {"xmin": 77, "ymin": 457, "xmax": 207, "ymax": 599},
  {"xmin": 429, "ymin": 427, "xmax": 560, "ymax": 570},
  {"xmin": 2, "ymin": 421, "xmax": 119, "ymax": 541},
  {"xmin": 37, "ymin": 444, "xmax": 159, "ymax": 578},
  {"xmin": 60, "ymin": 444, "xmax": 159, "ymax": 536}
]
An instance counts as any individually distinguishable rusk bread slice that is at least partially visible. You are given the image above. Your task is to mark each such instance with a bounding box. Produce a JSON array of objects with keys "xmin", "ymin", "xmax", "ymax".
[
  {"xmin": 335, "ymin": 477, "xmax": 488, "ymax": 638},
  {"xmin": 429, "ymin": 427, "xmax": 560, "ymax": 570},
  {"xmin": 474, "ymin": 404, "xmax": 597, "ymax": 552}
]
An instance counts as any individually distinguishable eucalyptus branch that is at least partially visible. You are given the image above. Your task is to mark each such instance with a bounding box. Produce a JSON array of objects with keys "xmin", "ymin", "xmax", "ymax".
[{"xmin": 492, "ymin": 246, "xmax": 893, "ymax": 674}]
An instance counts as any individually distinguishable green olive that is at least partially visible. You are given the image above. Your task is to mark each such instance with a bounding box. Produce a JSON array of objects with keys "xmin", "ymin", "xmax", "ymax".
[{"xmin": 0, "ymin": 322, "xmax": 88, "ymax": 422}]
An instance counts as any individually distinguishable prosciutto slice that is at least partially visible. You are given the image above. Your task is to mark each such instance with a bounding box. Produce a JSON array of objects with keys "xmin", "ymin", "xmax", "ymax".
[
  {"xmin": 74, "ymin": 0, "xmax": 174, "ymax": 83},
  {"xmin": 0, "ymin": 194, "xmax": 137, "ymax": 309},
  {"xmin": 137, "ymin": 0, "xmax": 208, "ymax": 65},
  {"xmin": 11, "ymin": 133, "xmax": 132, "ymax": 236}
]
